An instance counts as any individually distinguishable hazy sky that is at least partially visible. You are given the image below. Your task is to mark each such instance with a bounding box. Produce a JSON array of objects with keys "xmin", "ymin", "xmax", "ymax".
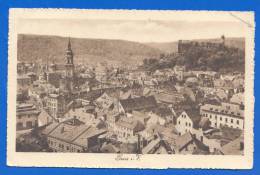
[{"xmin": 17, "ymin": 19, "xmax": 247, "ymax": 43}]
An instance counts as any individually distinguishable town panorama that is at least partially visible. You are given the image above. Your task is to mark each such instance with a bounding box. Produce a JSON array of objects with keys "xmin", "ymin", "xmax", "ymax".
[{"xmin": 16, "ymin": 34, "xmax": 245, "ymax": 155}]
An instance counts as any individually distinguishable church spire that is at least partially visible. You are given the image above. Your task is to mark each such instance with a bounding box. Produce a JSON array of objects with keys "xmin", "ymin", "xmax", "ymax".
[
  {"xmin": 68, "ymin": 37, "xmax": 72, "ymax": 50},
  {"xmin": 66, "ymin": 37, "xmax": 73, "ymax": 64}
]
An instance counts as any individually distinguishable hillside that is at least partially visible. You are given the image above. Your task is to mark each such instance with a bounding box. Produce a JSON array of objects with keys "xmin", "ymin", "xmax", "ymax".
[
  {"xmin": 17, "ymin": 34, "xmax": 163, "ymax": 65},
  {"xmin": 145, "ymin": 37, "xmax": 245, "ymax": 53},
  {"xmin": 145, "ymin": 42, "xmax": 178, "ymax": 53}
]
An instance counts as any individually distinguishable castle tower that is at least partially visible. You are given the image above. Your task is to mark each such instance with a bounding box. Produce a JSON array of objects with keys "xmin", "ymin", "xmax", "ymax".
[{"xmin": 64, "ymin": 38, "xmax": 75, "ymax": 91}]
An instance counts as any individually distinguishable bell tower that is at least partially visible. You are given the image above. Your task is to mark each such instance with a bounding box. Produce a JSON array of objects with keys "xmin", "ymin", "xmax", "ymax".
[{"xmin": 65, "ymin": 38, "xmax": 75, "ymax": 91}]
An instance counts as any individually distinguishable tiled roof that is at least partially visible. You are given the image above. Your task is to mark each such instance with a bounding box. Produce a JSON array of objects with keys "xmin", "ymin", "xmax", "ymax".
[
  {"xmin": 200, "ymin": 103, "xmax": 244, "ymax": 119},
  {"xmin": 119, "ymin": 96, "xmax": 157, "ymax": 112},
  {"xmin": 175, "ymin": 132, "xmax": 193, "ymax": 149},
  {"xmin": 221, "ymin": 133, "xmax": 243, "ymax": 155},
  {"xmin": 116, "ymin": 117, "xmax": 145, "ymax": 132},
  {"xmin": 43, "ymin": 118, "xmax": 107, "ymax": 147},
  {"xmin": 73, "ymin": 128, "xmax": 107, "ymax": 147}
]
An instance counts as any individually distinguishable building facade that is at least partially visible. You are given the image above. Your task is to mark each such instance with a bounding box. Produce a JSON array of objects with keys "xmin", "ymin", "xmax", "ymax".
[
  {"xmin": 46, "ymin": 93, "xmax": 66, "ymax": 118},
  {"xmin": 16, "ymin": 103, "xmax": 40, "ymax": 130},
  {"xmin": 200, "ymin": 102, "xmax": 244, "ymax": 129}
]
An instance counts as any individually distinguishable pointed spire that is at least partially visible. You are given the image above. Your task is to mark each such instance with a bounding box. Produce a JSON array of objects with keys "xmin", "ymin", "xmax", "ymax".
[{"xmin": 68, "ymin": 37, "xmax": 72, "ymax": 50}]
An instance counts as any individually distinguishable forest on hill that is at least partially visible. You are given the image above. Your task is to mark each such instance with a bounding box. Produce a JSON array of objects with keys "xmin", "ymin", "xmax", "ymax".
[{"xmin": 141, "ymin": 42, "xmax": 245, "ymax": 73}]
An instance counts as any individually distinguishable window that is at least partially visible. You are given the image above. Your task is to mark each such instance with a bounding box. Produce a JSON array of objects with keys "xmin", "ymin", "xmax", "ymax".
[
  {"xmin": 205, "ymin": 114, "xmax": 208, "ymax": 117},
  {"xmin": 189, "ymin": 123, "xmax": 191, "ymax": 127},
  {"xmin": 210, "ymin": 115, "xmax": 212, "ymax": 119},
  {"xmin": 231, "ymin": 119, "xmax": 233, "ymax": 123},
  {"xmin": 215, "ymin": 115, "xmax": 217, "ymax": 119},
  {"xmin": 67, "ymin": 146, "xmax": 69, "ymax": 150},
  {"xmin": 185, "ymin": 122, "xmax": 187, "ymax": 126},
  {"xmin": 26, "ymin": 121, "xmax": 33, "ymax": 128},
  {"xmin": 179, "ymin": 121, "xmax": 181, "ymax": 125},
  {"xmin": 16, "ymin": 122, "xmax": 23, "ymax": 130},
  {"xmin": 225, "ymin": 118, "xmax": 228, "ymax": 122},
  {"xmin": 220, "ymin": 117, "xmax": 222, "ymax": 121},
  {"xmin": 237, "ymin": 120, "xmax": 239, "ymax": 125}
]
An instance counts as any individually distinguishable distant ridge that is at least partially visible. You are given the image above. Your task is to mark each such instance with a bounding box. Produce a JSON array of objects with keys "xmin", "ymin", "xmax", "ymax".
[{"xmin": 17, "ymin": 34, "xmax": 163, "ymax": 65}]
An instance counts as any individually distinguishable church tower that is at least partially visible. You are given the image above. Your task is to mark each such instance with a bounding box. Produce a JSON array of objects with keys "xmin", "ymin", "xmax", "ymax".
[{"xmin": 64, "ymin": 38, "xmax": 75, "ymax": 91}]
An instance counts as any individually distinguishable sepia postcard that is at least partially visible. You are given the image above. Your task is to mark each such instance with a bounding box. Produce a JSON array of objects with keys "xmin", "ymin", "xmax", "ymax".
[{"xmin": 7, "ymin": 8, "xmax": 255, "ymax": 169}]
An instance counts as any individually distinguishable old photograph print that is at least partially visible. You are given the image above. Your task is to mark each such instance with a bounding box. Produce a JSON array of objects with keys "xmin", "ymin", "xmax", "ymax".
[{"xmin": 8, "ymin": 9, "xmax": 254, "ymax": 168}]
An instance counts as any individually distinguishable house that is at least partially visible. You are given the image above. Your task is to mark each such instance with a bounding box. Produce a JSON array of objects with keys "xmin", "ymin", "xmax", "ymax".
[
  {"xmin": 63, "ymin": 106, "xmax": 98, "ymax": 126},
  {"xmin": 200, "ymin": 102, "xmax": 244, "ymax": 129},
  {"xmin": 119, "ymin": 89, "xmax": 132, "ymax": 100},
  {"xmin": 118, "ymin": 96, "xmax": 157, "ymax": 114},
  {"xmin": 95, "ymin": 92, "xmax": 115, "ymax": 111},
  {"xmin": 132, "ymin": 111, "xmax": 150, "ymax": 125},
  {"xmin": 106, "ymin": 110, "xmax": 121, "ymax": 131},
  {"xmin": 42, "ymin": 118, "xmax": 107, "ymax": 152},
  {"xmin": 215, "ymin": 89, "xmax": 228, "ymax": 101},
  {"xmin": 142, "ymin": 138, "xmax": 173, "ymax": 154},
  {"xmin": 153, "ymin": 106, "xmax": 175, "ymax": 124},
  {"xmin": 221, "ymin": 133, "xmax": 244, "ymax": 155},
  {"xmin": 174, "ymin": 132, "xmax": 209, "ymax": 154},
  {"xmin": 185, "ymin": 77, "xmax": 199, "ymax": 87},
  {"xmin": 16, "ymin": 103, "xmax": 40, "ymax": 131},
  {"xmin": 153, "ymin": 91, "xmax": 185, "ymax": 105},
  {"xmin": 46, "ymin": 93, "xmax": 66, "ymax": 118},
  {"xmin": 100, "ymin": 142, "xmax": 120, "ymax": 153},
  {"xmin": 230, "ymin": 92, "xmax": 244, "ymax": 105},
  {"xmin": 146, "ymin": 112, "xmax": 166, "ymax": 126},
  {"xmin": 174, "ymin": 65, "xmax": 186, "ymax": 81},
  {"xmin": 115, "ymin": 117, "xmax": 145, "ymax": 143},
  {"xmin": 140, "ymin": 124, "xmax": 178, "ymax": 149},
  {"xmin": 176, "ymin": 110, "xmax": 201, "ymax": 135},
  {"xmin": 38, "ymin": 109, "xmax": 57, "ymax": 127}
]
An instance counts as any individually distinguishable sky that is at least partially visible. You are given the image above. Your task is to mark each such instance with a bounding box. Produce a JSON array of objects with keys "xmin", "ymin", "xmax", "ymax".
[{"xmin": 17, "ymin": 18, "xmax": 247, "ymax": 43}]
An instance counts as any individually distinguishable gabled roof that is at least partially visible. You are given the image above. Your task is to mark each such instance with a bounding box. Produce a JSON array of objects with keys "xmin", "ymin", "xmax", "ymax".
[
  {"xmin": 119, "ymin": 89, "xmax": 132, "ymax": 100},
  {"xmin": 180, "ymin": 109, "xmax": 201, "ymax": 128},
  {"xmin": 116, "ymin": 117, "xmax": 145, "ymax": 132},
  {"xmin": 38, "ymin": 109, "xmax": 57, "ymax": 127},
  {"xmin": 142, "ymin": 138, "xmax": 173, "ymax": 154},
  {"xmin": 175, "ymin": 132, "xmax": 193, "ymax": 150},
  {"xmin": 42, "ymin": 118, "xmax": 107, "ymax": 147},
  {"xmin": 119, "ymin": 96, "xmax": 157, "ymax": 112},
  {"xmin": 221, "ymin": 133, "xmax": 244, "ymax": 155}
]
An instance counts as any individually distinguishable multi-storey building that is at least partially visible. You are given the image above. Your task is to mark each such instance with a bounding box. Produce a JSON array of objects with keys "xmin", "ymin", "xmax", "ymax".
[
  {"xmin": 42, "ymin": 118, "xmax": 107, "ymax": 152},
  {"xmin": 46, "ymin": 93, "xmax": 66, "ymax": 118},
  {"xmin": 16, "ymin": 103, "xmax": 40, "ymax": 130},
  {"xmin": 200, "ymin": 102, "xmax": 244, "ymax": 129}
]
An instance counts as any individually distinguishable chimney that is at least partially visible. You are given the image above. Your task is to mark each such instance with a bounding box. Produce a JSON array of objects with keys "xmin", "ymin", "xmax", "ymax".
[{"xmin": 73, "ymin": 116, "xmax": 77, "ymax": 125}]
